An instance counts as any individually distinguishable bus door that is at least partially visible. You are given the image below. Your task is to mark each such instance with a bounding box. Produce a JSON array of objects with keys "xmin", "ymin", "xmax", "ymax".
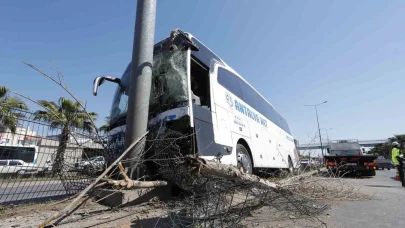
[{"xmin": 189, "ymin": 57, "xmax": 232, "ymax": 157}]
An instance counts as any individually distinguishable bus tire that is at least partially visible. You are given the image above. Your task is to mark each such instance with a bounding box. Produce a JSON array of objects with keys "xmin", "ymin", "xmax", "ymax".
[{"xmin": 236, "ymin": 144, "xmax": 253, "ymax": 175}]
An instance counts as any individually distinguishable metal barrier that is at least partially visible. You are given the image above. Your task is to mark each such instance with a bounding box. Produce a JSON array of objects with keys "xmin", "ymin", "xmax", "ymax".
[{"xmin": 0, "ymin": 107, "xmax": 109, "ymax": 205}]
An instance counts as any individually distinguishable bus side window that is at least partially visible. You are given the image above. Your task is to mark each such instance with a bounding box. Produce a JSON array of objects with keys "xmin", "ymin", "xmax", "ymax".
[{"xmin": 190, "ymin": 58, "xmax": 210, "ymax": 109}]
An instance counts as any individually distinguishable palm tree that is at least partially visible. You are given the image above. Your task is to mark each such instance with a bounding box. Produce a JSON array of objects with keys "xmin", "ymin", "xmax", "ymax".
[
  {"xmin": 98, "ymin": 116, "xmax": 111, "ymax": 133},
  {"xmin": 0, "ymin": 85, "xmax": 28, "ymax": 133},
  {"xmin": 390, "ymin": 134, "xmax": 405, "ymax": 150},
  {"xmin": 34, "ymin": 97, "xmax": 97, "ymax": 173},
  {"xmin": 371, "ymin": 134, "xmax": 405, "ymax": 156}
]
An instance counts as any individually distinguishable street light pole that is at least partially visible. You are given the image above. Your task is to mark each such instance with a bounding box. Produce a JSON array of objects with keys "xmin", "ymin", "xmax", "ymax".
[
  {"xmin": 322, "ymin": 128, "xmax": 333, "ymax": 143},
  {"xmin": 305, "ymin": 101, "xmax": 327, "ymax": 157},
  {"xmin": 315, "ymin": 106, "xmax": 323, "ymax": 156},
  {"xmin": 124, "ymin": 0, "xmax": 157, "ymax": 179}
]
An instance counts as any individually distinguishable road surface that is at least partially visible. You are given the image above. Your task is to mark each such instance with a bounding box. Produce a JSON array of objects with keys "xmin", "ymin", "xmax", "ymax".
[
  {"xmin": 239, "ymin": 168, "xmax": 405, "ymax": 228},
  {"xmin": 324, "ymin": 169, "xmax": 405, "ymax": 227},
  {"xmin": 0, "ymin": 169, "xmax": 404, "ymax": 227},
  {"xmin": 0, "ymin": 180, "xmax": 66, "ymax": 204}
]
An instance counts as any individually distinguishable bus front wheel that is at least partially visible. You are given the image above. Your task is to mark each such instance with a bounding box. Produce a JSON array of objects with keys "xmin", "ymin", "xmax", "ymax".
[{"xmin": 237, "ymin": 144, "xmax": 253, "ymax": 175}]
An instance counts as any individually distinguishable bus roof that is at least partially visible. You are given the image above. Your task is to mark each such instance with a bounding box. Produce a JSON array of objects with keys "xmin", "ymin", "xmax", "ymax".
[{"xmin": 186, "ymin": 32, "xmax": 277, "ymax": 111}]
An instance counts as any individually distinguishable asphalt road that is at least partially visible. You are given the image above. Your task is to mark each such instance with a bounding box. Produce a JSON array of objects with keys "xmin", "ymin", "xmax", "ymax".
[
  {"xmin": 0, "ymin": 181, "xmax": 66, "ymax": 204},
  {"xmin": 324, "ymin": 169, "xmax": 405, "ymax": 228}
]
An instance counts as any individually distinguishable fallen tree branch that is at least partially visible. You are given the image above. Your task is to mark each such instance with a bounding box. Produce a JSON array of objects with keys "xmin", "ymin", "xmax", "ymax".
[
  {"xmin": 101, "ymin": 162, "xmax": 167, "ymax": 189},
  {"xmin": 38, "ymin": 131, "xmax": 149, "ymax": 228},
  {"xmin": 104, "ymin": 179, "xmax": 168, "ymax": 189},
  {"xmin": 118, "ymin": 162, "xmax": 132, "ymax": 183},
  {"xmin": 183, "ymin": 155, "xmax": 279, "ymax": 190}
]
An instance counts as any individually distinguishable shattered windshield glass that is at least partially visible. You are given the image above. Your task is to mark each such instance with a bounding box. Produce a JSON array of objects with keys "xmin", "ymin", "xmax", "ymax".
[
  {"xmin": 109, "ymin": 45, "xmax": 188, "ymax": 127},
  {"xmin": 149, "ymin": 49, "xmax": 188, "ymax": 118}
]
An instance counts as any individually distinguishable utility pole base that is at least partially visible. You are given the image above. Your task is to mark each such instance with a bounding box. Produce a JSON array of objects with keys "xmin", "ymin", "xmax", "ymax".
[{"xmin": 91, "ymin": 186, "xmax": 172, "ymax": 208}]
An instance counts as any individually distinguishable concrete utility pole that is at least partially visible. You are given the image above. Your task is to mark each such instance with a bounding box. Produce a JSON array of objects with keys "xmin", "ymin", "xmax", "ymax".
[
  {"xmin": 305, "ymin": 101, "xmax": 327, "ymax": 157},
  {"xmin": 124, "ymin": 0, "xmax": 157, "ymax": 179}
]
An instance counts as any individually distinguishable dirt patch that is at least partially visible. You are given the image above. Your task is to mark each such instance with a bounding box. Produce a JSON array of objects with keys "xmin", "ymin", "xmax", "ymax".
[{"xmin": 0, "ymin": 174, "xmax": 375, "ymax": 228}]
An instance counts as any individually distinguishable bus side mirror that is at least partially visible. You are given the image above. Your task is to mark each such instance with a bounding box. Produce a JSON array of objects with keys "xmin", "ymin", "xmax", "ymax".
[
  {"xmin": 93, "ymin": 76, "xmax": 125, "ymax": 96},
  {"xmin": 326, "ymin": 148, "xmax": 330, "ymax": 154}
]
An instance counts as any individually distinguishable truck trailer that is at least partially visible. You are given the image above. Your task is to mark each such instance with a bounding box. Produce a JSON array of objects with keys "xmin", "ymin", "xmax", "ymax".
[{"xmin": 325, "ymin": 139, "xmax": 377, "ymax": 176}]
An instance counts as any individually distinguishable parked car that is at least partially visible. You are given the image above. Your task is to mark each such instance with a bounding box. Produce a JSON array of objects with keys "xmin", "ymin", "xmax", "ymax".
[
  {"xmin": 374, "ymin": 156, "xmax": 393, "ymax": 170},
  {"xmin": 0, "ymin": 159, "xmax": 39, "ymax": 176},
  {"xmin": 300, "ymin": 158, "xmax": 315, "ymax": 169},
  {"xmin": 74, "ymin": 156, "xmax": 106, "ymax": 173}
]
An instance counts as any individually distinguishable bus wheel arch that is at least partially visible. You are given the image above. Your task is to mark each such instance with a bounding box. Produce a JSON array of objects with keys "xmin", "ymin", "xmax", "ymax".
[{"xmin": 236, "ymin": 139, "xmax": 254, "ymax": 174}]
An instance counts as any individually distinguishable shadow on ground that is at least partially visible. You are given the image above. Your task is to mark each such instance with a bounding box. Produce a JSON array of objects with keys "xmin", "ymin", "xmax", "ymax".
[
  {"xmin": 131, "ymin": 217, "xmax": 171, "ymax": 228},
  {"xmin": 315, "ymin": 170, "xmax": 375, "ymax": 179},
  {"xmin": 364, "ymin": 185, "xmax": 402, "ymax": 188}
]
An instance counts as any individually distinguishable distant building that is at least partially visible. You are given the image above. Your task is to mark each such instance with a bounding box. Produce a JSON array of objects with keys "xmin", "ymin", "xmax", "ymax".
[
  {"xmin": 45, "ymin": 130, "xmax": 95, "ymax": 144},
  {"xmin": 0, "ymin": 125, "xmax": 38, "ymax": 146}
]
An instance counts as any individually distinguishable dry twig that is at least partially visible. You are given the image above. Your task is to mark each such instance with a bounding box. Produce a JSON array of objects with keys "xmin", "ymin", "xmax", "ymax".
[
  {"xmin": 22, "ymin": 62, "xmax": 103, "ymax": 143},
  {"xmin": 38, "ymin": 131, "xmax": 149, "ymax": 228}
]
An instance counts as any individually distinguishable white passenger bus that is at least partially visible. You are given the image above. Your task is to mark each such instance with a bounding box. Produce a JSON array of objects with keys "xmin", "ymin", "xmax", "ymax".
[{"xmin": 93, "ymin": 29, "xmax": 299, "ymax": 174}]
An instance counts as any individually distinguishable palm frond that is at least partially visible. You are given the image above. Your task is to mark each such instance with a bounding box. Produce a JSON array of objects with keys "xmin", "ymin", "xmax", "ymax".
[
  {"xmin": 0, "ymin": 115, "xmax": 18, "ymax": 133},
  {"xmin": 59, "ymin": 97, "xmax": 80, "ymax": 112},
  {"xmin": 1, "ymin": 97, "xmax": 28, "ymax": 110},
  {"xmin": 98, "ymin": 124, "xmax": 110, "ymax": 132},
  {"xmin": 35, "ymin": 97, "xmax": 98, "ymax": 134},
  {"xmin": 0, "ymin": 86, "xmax": 28, "ymax": 133},
  {"xmin": 87, "ymin": 112, "xmax": 98, "ymax": 119},
  {"xmin": 82, "ymin": 121, "xmax": 95, "ymax": 133},
  {"xmin": 73, "ymin": 112, "xmax": 97, "ymax": 122},
  {"xmin": 37, "ymin": 100, "xmax": 60, "ymax": 112},
  {"xmin": 0, "ymin": 85, "xmax": 9, "ymax": 99}
]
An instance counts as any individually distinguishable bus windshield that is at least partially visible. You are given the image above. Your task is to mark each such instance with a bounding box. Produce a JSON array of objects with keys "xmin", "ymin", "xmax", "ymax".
[
  {"xmin": 110, "ymin": 64, "xmax": 130, "ymax": 125},
  {"xmin": 109, "ymin": 45, "xmax": 189, "ymax": 128}
]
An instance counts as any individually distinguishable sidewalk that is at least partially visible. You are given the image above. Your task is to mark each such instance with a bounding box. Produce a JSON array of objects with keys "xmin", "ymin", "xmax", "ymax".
[{"xmin": 0, "ymin": 180, "xmax": 61, "ymax": 188}]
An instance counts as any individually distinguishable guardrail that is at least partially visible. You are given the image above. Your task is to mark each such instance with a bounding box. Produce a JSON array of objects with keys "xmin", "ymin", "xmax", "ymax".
[{"xmin": 298, "ymin": 139, "xmax": 388, "ymax": 150}]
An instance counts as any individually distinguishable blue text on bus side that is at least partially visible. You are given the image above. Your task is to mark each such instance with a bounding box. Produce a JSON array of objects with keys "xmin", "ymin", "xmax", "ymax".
[{"xmin": 234, "ymin": 100, "xmax": 268, "ymax": 127}]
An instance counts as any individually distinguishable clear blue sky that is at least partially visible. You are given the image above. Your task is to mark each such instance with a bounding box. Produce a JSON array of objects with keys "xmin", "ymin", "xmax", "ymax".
[{"xmin": 1, "ymin": 0, "xmax": 404, "ymax": 144}]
